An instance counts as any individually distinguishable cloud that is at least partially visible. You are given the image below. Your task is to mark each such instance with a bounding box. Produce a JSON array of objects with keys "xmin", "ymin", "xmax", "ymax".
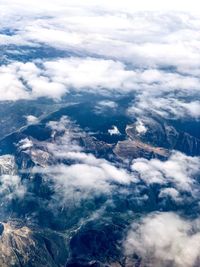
[
  {"xmin": 1, "ymin": 6, "xmax": 200, "ymax": 71},
  {"xmin": 159, "ymin": 187, "xmax": 181, "ymax": 202},
  {"xmin": 0, "ymin": 65, "xmax": 29, "ymax": 101},
  {"xmin": 46, "ymin": 116, "xmax": 83, "ymax": 154},
  {"xmin": 1, "ymin": 2, "xmax": 200, "ymax": 67},
  {"xmin": 0, "ymin": 3, "xmax": 200, "ymax": 265},
  {"xmin": 35, "ymin": 158, "xmax": 132, "ymax": 202},
  {"xmin": 0, "ymin": 58, "xmax": 134, "ymax": 101},
  {"xmin": 1, "ymin": 0, "xmax": 200, "ymax": 14},
  {"xmin": 94, "ymin": 100, "xmax": 118, "ymax": 114},
  {"xmin": 97, "ymin": 101, "xmax": 117, "ymax": 109},
  {"xmin": 0, "ymin": 175, "xmax": 26, "ymax": 200},
  {"xmin": 18, "ymin": 138, "xmax": 34, "ymax": 150},
  {"xmin": 32, "ymin": 151, "xmax": 134, "ymax": 205},
  {"xmin": 43, "ymin": 58, "xmax": 136, "ymax": 93},
  {"xmin": 128, "ymin": 94, "xmax": 200, "ymax": 119},
  {"xmin": 0, "ymin": 62, "xmax": 65, "ymax": 101},
  {"xmin": 1, "ymin": 58, "xmax": 199, "ymax": 121},
  {"xmin": 131, "ymin": 152, "xmax": 200, "ymax": 193},
  {"xmin": 18, "ymin": 116, "xmax": 199, "ymax": 207},
  {"xmin": 1, "ymin": 3, "xmax": 200, "ymax": 70},
  {"xmin": 0, "ymin": 4, "xmax": 199, "ymax": 120},
  {"xmin": 20, "ymin": 116, "xmax": 134, "ymax": 204},
  {"xmin": 124, "ymin": 212, "xmax": 200, "ymax": 267}
]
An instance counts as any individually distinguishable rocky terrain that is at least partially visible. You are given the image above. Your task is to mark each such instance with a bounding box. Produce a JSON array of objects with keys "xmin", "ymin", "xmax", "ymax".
[
  {"xmin": 114, "ymin": 116, "xmax": 200, "ymax": 161},
  {"xmin": 0, "ymin": 221, "xmax": 68, "ymax": 267},
  {"xmin": 0, "ymin": 101, "xmax": 199, "ymax": 267}
]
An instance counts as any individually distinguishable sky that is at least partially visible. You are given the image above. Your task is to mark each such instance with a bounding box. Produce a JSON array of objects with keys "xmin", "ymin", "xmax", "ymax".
[{"xmin": 2, "ymin": 0, "xmax": 200, "ymax": 13}]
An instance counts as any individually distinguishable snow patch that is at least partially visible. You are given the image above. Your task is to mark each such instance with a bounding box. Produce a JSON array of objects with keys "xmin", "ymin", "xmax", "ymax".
[
  {"xmin": 26, "ymin": 115, "xmax": 39, "ymax": 124},
  {"xmin": 18, "ymin": 138, "xmax": 33, "ymax": 150},
  {"xmin": 108, "ymin": 126, "xmax": 120, "ymax": 136},
  {"xmin": 135, "ymin": 120, "xmax": 147, "ymax": 134}
]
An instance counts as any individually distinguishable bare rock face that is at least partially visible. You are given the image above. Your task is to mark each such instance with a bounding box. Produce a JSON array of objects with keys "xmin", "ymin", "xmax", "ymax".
[
  {"xmin": 114, "ymin": 117, "xmax": 200, "ymax": 160},
  {"xmin": 16, "ymin": 137, "xmax": 52, "ymax": 169},
  {"xmin": 114, "ymin": 140, "xmax": 169, "ymax": 160},
  {"xmin": 0, "ymin": 155, "xmax": 17, "ymax": 175},
  {"xmin": 125, "ymin": 117, "xmax": 200, "ymax": 156},
  {"xmin": 0, "ymin": 221, "xmax": 68, "ymax": 267}
]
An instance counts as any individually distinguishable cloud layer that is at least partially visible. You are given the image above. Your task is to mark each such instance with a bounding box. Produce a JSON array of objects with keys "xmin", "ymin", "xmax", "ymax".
[
  {"xmin": 125, "ymin": 212, "xmax": 200, "ymax": 267},
  {"xmin": 132, "ymin": 152, "xmax": 200, "ymax": 193},
  {"xmin": 0, "ymin": 1, "xmax": 200, "ymax": 120}
]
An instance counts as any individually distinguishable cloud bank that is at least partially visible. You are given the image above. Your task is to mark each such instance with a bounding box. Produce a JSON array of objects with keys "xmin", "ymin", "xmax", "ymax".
[
  {"xmin": 125, "ymin": 212, "xmax": 200, "ymax": 267},
  {"xmin": 0, "ymin": 1, "xmax": 199, "ymax": 120}
]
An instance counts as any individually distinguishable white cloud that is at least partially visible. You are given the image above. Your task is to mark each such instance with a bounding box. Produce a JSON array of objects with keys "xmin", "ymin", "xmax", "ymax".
[
  {"xmin": 97, "ymin": 100, "xmax": 117, "ymax": 109},
  {"xmin": 1, "ymin": 2, "xmax": 200, "ymax": 70},
  {"xmin": 124, "ymin": 212, "xmax": 200, "ymax": 267},
  {"xmin": 47, "ymin": 116, "xmax": 83, "ymax": 154},
  {"xmin": 0, "ymin": 4, "xmax": 199, "ymax": 120},
  {"xmin": 43, "ymin": 58, "xmax": 136, "ymax": 93},
  {"xmin": 0, "ymin": 66, "xmax": 29, "ymax": 101},
  {"xmin": 1, "ymin": 0, "xmax": 200, "ymax": 14},
  {"xmin": 0, "ymin": 175, "xmax": 26, "ymax": 200},
  {"xmin": 131, "ymin": 152, "xmax": 200, "ymax": 192},
  {"xmin": 18, "ymin": 138, "xmax": 33, "ymax": 150},
  {"xmin": 0, "ymin": 4, "xmax": 200, "ymax": 264},
  {"xmin": 19, "ymin": 117, "xmax": 199, "ymax": 206},
  {"xmin": 0, "ymin": 58, "xmax": 134, "ymax": 101},
  {"xmin": 159, "ymin": 187, "xmax": 181, "ymax": 202},
  {"xmin": 128, "ymin": 95, "xmax": 200, "ymax": 119},
  {"xmin": 0, "ymin": 61, "xmax": 63, "ymax": 101},
  {"xmin": 33, "ymin": 151, "xmax": 134, "ymax": 204},
  {"xmin": 95, "ymin": 100, "xmax": 118, "ymax": 114},
  {"xmin": 28, "ymin": 116, "xmax": 134, "ymax": 203},
  {"xmin": 1, "ymin": 59, "xmax": 199, "ymax": 121}
]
